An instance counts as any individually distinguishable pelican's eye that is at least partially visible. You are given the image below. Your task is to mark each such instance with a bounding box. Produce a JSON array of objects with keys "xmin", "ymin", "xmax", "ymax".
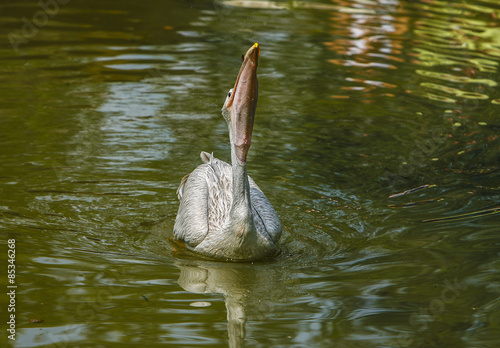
[{"xmin": 227, "ymin": 90, "xmax": 232, "ymax": 98}]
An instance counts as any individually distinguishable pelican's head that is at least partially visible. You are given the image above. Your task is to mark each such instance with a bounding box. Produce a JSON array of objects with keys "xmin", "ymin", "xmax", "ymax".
[{"xmin": 222, "ymin": 43, "xmax": 260, "ymax": 164}]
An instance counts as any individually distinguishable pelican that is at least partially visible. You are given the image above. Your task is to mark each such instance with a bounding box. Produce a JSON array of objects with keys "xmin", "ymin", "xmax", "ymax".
[{"xmin": 173, "ymin": 43, "xmax": 282, "ymax": 261}]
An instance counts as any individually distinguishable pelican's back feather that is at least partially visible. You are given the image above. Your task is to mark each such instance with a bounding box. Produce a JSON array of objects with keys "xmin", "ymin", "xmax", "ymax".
[
  {"xmin": 174, "ymin": 153, "xmax": 232, "ymax": 248},
  {"xmin": 174, "ymin": 152, "xmax": 281, "ymax": 259}
]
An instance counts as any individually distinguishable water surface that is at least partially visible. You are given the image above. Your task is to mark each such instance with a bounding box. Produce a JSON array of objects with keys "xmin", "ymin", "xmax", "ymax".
[{"xmin": 0, "ymin": 0, "xmax": 499, "ymax": 347}]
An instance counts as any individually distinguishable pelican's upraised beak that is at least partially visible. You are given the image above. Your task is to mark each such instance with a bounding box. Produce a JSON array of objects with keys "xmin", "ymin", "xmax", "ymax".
[{"xmin": 226, "ymin": 43, "xmax": 260, "ymax": 163}]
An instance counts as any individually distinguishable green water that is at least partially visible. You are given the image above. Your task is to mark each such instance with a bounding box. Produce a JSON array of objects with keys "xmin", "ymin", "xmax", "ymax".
[{"xmin": 0, "ymin": 0, "xmax": 499, "ymax": 347}]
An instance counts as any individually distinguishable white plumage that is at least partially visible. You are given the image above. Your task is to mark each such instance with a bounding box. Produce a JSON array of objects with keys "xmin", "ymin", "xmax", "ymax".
[{"xmin": 174, "ymin": 152, "xmax": 281, "ymax": 261}]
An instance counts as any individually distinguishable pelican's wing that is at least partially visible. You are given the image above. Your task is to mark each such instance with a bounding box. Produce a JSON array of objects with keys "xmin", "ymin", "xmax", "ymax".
[
  {"xmin": 176, "ymin": 173, "xmax": 190, "ymax": 199},
  {"xmin": 174, "ymin": 164, "xmax": 211, "ymax": 247},
  {"xmin": 174, "ymin": 153, "xmax": 232, "ymax": 248},
  {"xmin": 248, "ymin": 177, "xmax": 282, "ymax": 243}
]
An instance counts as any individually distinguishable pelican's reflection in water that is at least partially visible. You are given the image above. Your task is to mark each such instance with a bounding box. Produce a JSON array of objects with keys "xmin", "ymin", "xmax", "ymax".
[{"xmin": 175, "ymin": 259, "xmax": 289, "ymax": 347}]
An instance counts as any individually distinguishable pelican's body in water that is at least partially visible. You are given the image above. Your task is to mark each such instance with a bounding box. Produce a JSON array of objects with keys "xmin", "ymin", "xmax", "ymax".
[{"xmin": 173, "ymin": 43, "xmax": 282, "ymax": 261}]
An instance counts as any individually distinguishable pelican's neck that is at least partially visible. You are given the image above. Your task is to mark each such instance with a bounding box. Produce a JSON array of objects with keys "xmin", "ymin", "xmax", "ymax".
[{"xmin": 228, "ymin": 124, "xmax": 253, "ymax": 224}]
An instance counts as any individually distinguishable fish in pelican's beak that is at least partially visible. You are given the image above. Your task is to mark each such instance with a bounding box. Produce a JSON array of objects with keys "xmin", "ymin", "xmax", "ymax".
[{"xmin": 225, "ymin": 43, "xmax": 260, "ymax": 164}]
